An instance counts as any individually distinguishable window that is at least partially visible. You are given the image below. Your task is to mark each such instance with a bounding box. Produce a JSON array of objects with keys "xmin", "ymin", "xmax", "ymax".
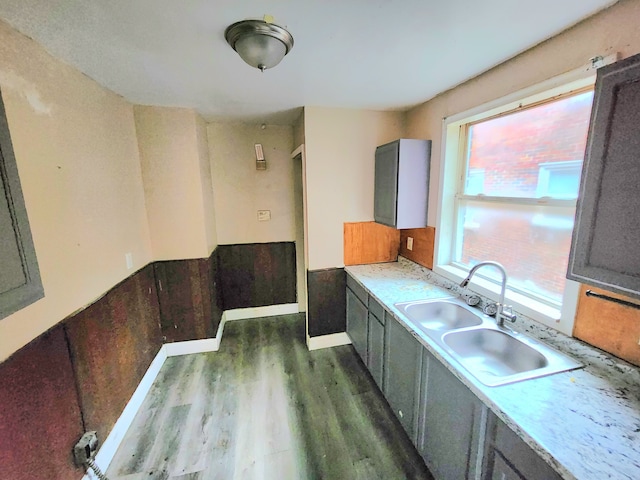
[{"xmin": 436, "ymin": 75, "xmax": 599, "ymax": 333}]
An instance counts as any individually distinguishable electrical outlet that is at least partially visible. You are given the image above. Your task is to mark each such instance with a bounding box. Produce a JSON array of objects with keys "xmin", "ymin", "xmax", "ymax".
[
  {"xmin": 125, "ymin": 252, "xmax": 133, "ymax": 270},
  {"xmin": 407, "ymin": 236, "xmax": 414, "ymax": 251},
  {"xmin": 73, "ymin": 431, "xmax": 98, "ymax": 466},
  {"xmin": 257, "ymin": 210, "xmax": 271, "ymax": 221}
]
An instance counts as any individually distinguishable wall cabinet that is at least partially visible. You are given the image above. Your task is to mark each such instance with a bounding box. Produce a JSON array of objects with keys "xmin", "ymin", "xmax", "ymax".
[
  {"xmin": 0, "ymin": 89, "xmax": 43, "ymax": 320},
  {"xmin": 384, "ymin": 316, "xmax": 423, "ymax": 442},
  {"xmin": 418, "ymin": 349, "xmax": 484, "ymax": 480},
  {"xmin": 482, "ymin": 412, "xmax": 562, "ymax": 480},
  {"xmin": 374, "ymin": 139, "xmax": 431, "ymax": 229},
  {"xmin": 568, "ymin": 52, "xmax": 640, "ymax": 298}
]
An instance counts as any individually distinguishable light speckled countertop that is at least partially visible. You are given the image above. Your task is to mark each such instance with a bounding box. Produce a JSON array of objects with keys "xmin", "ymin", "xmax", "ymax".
[{"xmin": 345, "ymin": 258, "xmax": 640, "ymax": 480}]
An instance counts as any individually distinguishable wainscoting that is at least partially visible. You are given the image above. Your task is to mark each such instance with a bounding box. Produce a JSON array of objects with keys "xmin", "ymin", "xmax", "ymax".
[
  {"xmin": 0, "ymin": 242, "xmax": 300, "ymax": 480},
  {"xmin": 155, "ymin": 255, "xmax": 222, "ymax": 343},
  {"xmin": 217, "ymin": 242, "xmax": 297, "ymax": 310},
  {"xmin": 307, "ymin": 268, "xmax": 346, "ymax": 337}
]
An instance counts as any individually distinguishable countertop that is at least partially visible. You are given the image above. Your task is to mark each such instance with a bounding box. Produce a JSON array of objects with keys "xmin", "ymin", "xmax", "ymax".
[{"xmin": 345, "ymin": 257, "xmax": 640, "ymax": 480}]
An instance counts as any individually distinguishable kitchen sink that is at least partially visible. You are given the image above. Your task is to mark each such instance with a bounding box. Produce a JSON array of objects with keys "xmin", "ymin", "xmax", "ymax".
[
  {"xmin": 394, "ymin": 299, "xmax": 483, "ymax": 331},
  {"xmin": 394, "ymin": 298, "xmax": 582, "ymax": 386}
]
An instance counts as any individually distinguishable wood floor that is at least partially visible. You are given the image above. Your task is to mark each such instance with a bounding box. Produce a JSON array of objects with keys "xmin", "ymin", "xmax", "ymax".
[{"xmin": 107, "ymin": 314, "xmax": 433, "ymax": 480}]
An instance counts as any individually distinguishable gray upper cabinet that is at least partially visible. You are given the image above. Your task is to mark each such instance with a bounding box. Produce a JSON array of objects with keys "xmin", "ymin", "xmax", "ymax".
[
  {"xmin": 383, "ymin": 316, "xmax": 423, "ymax": 442},
  {"xmin": 0, "ymin": 90, "xmax": 43, "ymax": 320},
  {"xmin": 568, "ymin": 52, "xmax": 640, "ymax": 298},
  {"xmin": 418, "ymin": 349, "xmax": 484, "ymax": 480},
  {"xmin": 374, "ymin": 139, "xmax": 431, "ymax": 229}
]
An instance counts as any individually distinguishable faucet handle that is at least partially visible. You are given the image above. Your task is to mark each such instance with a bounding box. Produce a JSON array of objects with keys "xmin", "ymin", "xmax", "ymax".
[
  {"xmin": 483, "ymin": 302, "xmax": 498, "ymax": 316},
  {"xmin": 501, "ymin": 305, "xmax": 517, "ymax": 322}
]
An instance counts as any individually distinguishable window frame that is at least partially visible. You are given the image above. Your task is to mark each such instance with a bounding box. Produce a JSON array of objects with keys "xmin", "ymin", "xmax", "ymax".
[{"xmin": 433, "ymin": 57, "xmax": 615, "ymax": 334}]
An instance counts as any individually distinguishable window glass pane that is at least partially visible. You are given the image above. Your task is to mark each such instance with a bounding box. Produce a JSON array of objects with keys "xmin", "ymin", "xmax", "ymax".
[
  {"xmin": 456, "ymin": 200, "xmax": 575, "ymax": 304},
  {"xmin": 464, "ymin": 91, "xmax": 594, "ymax": 198}
]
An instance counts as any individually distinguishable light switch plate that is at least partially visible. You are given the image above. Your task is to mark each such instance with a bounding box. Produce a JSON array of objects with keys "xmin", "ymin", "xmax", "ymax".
[
  {"xmin": 125, "ymin": 252, "xmax": 133, "ymax": 269},
  {"xmin": 257, "ymin": 210, "xmax": 271, "ymax": 221},
  {"xmin": 407, "ymin": 237, "xmax": 414, "ymax": 251}
]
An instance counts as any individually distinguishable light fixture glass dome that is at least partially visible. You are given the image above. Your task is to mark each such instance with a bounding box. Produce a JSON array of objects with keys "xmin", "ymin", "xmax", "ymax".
[{"xmin": 225, "ymin": 20, "xmax": 294, "ymax": 72}]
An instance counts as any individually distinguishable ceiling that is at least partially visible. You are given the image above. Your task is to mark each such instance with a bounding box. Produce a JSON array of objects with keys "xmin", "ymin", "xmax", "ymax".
[{"xmin": 0, "ymin": 0, "xmax": 618, "ymax": 125}]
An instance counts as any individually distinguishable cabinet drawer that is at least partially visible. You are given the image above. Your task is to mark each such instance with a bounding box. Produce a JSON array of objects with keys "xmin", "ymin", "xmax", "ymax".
[
  {"xmin": 368, "ymin": 296, "xmax": 385, "ymax": 324},
  {"xmin": 346, "ymin": 274, "xmax": 368, "ymax": 305}
]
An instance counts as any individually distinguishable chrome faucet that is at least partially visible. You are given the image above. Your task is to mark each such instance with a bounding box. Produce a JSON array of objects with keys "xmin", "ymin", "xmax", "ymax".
[{"xmin": 459, "ymin": 261, "xmax": 517, "ymax": 328}]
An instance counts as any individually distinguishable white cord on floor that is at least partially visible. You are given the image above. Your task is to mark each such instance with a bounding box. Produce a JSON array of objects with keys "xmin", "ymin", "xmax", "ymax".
[{"xmin": 86, "ymin": 458, "xmax": 110, "ymax": 480}]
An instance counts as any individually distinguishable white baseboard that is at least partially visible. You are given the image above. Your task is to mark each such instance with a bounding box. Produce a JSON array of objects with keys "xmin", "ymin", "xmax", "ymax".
[
  {"xmin": 83, "ymin": 303, "xmax": 302, "ymax": 478},
  {"xmin": 307, "ymin": 332, "xmax": 352, "ymax": 351},
  {"xmin": 164, "ymin": 337, "xmax": 219, "ymax": 356},
  {"xmin": 223, "ymin": 303, "xmax": 299, "ymax": 321},
  {"xmin": 85, "ymin": 345, "xmax": 168, "ymax": 479}
]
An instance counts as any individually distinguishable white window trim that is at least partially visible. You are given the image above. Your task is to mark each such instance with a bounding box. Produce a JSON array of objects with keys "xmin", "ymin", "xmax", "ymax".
[{"xmin": 433, "ymin": 54, "xmax": 617, "ymax": 335}]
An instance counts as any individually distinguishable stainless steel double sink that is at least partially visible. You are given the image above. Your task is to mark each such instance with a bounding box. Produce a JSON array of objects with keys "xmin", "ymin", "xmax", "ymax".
[{"xmin": 394, "ymin": 298, "xmax": 582, "ymax": 387}]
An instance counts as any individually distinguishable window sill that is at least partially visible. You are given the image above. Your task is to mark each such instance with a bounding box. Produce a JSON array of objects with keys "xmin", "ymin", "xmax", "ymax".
[{"xmin": 433, "ymin": 264, "xmax": 564, "ymax": 330}]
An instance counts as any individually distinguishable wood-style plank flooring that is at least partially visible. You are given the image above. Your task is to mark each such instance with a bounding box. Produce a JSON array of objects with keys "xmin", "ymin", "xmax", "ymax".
[{"xmin": 107, "ymin": 314, "xmax": 433, "ymax": 479}]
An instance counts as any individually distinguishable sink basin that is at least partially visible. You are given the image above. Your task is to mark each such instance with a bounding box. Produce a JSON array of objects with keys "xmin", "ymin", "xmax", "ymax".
[
  {"xmin": 443, "ymin": 329, "xmax": 547, "ymax": 376},
  {"xmin": 441, "ymin": 328, "xmax": 581, "ymax": 387},
  {"xmin": 395, "ymin": 299, "xmax": 483, "ymax": 331},
  {"xmin": 394, "ymin": 297, "xmax": 582, "ymax": 386}
]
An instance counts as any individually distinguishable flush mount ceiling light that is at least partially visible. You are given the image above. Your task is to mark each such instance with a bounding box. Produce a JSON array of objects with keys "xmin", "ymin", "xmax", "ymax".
[{"xmin": 225, "ymin": 19, "xmax": 294, "ymax": 72}]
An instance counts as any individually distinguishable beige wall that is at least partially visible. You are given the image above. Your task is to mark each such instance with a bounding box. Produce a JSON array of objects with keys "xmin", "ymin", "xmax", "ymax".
[
  {"xmin": 207, "ymin": 123, "xmax": 295, "ymax": 245},
  {"xmin": 406, "ymin": 0, "xmax": 640, "ymax": 226},
  {"xmin": 0, "ymin": 20, "xmax": 152, "ymax": 361},
  {"xmin": 303, "ymin": 107, "xmax": 405, "ymax": 270},
  {"xmin": 135, "ymin": 106, "xmax": 214, "ymax": 260}
]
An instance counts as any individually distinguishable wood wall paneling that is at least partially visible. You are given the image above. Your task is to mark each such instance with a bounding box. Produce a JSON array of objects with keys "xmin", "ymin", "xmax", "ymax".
[
  {"xmin": 217, "ymin": 242, "xmax": 297, "ymax": 311},
  {"xmin": 344, "ymin": 221, "xmax": 400, "ymax": 266},
  {"xmin": 0, "ymin": 252, "xmax": 223, "ymax": 478},
  {"xmin": 573, "ymin": 285, "xmax": 640, "ymax": 367},
  {"xmin": 399, "ymin": 227, "xmax": 436, "ymax": 269},
  {"xmin": 0, "ymin": 325, "xmax": 84, "ymax": 480},
  {"xmin": 155, "ymin": 257, "xmax": 218, "ymax": 343},
  {"xmin": 307, "ymin": 268, "xmax": 346, "ymax": 337},
  {"xmin": 65, "ymin": 265, "xmax": 163, "ymax": 444}
]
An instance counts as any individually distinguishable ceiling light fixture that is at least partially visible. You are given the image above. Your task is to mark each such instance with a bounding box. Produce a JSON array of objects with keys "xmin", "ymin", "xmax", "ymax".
[{"xmin": 225, "ymin": 19, "xmax": 294, "ymax": 72}]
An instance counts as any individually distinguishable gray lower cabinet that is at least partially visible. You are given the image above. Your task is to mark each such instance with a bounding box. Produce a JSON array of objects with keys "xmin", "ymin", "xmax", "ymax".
[
  {"xmin": 482, "ymin": 413, "xmax": 562, "ymax": 480},
  {"xmin": 384, "ymin": 317, "xmax": 423, "ymax": 442},
  {"xmin": 346, "ymin": 286, "xmax": 368, "ymax": 363},
  {"xmin": 418, "ymin": 349, "xmax": 484, "ymax": 480},
  {"xmin": 367, "ymin": 310, "xmax": 385, "ymax": 389},
  {"xmin": 345, "ymin": 275, "xmax": 564, "ymax": 480}
]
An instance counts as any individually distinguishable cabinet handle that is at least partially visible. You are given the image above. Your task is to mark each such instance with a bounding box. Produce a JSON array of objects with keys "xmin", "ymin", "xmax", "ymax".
[{"xmin": 585, "ymin": 290, "xmax": 640, "ymax": 310}]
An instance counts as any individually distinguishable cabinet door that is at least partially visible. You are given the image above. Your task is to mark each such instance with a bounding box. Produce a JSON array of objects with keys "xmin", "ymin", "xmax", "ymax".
[
  {"xmin": 568, "ymin": 52, "xmax": 640, "ymax": 297},
  {"xmin": 488, "ymin": 455, "xmax": 524, "ymax": 480},
  {"xmin": 346, "ymin": 287, "xmax": 368, "ymax": 363},
  {"xmin": 0, "ymin": 90, "xmax": 43, "ymax": 320},
  {"xmin": 483, "ymin": 413, "xmax": 562, "ymax": 480},
  {"xmin": 419, "ymin": 350, "xmax": 484, "ymax": 480},
  {"xmin": 374, "ymin": 140, "xmax": 400, "ymax": 227},
  {"xmin": 383, "ymin": 318, "xmax": 423, "ymax": 442},
  {"xmin": 367, "ymin": 312, "xmax": 385, "ymax": 390}
]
